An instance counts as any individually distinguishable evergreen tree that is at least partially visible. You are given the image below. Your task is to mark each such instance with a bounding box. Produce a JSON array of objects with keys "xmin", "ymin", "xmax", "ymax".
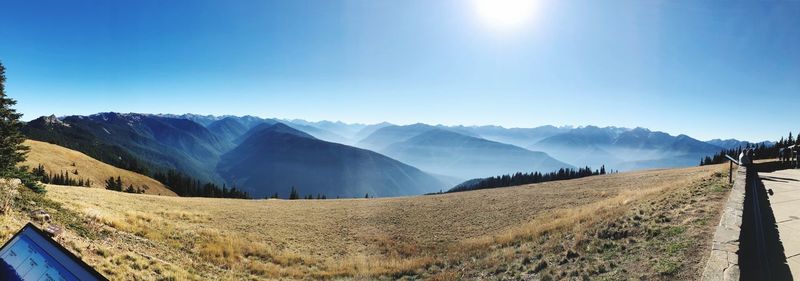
[
  {"xmin": 447, "ymin": 165, "xmax": 608, "ymax": 193},
  {"xmin": 152, "ymin": 169, "xmax": 248, "ymax": 198},
  {"xmin": 105, "ymin": 176, "xmax": 116, "ymax": 190},
  {"xmin": 0, "ymin": 61, "xmax": 29, "ymax": 175},
  {"xmin": 289, "ymin": 186, "xmax": 299, "ymax": 200},
  {"xmin": 115, "ymin": 176, "xmax": 123, "ymax": 191},
  {"xmin": 32, "ymin": 164, "xmax": 47, "ymax": 181}
]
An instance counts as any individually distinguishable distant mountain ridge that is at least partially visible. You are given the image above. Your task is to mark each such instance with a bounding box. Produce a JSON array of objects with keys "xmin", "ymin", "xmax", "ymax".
[
  {"xmin": 452, "ymin": 125, "xmax": 571, "ymax": 148},
  {"xmin": 530, "ymin": 126, "xmax": 727, "ymax": 171},
  {"xmin": 380, "ymin": 128, "xmax": 572, "ymax": 179},
  {"xmin": 217, "ymin": 123, "xmax": 446, "ymax": 198},
  {"xmin": 24, "ymin": 112, "xmax": 768, "ymax": 198},
  {"xmin": 356, "ymin": 123, "xmax": 440, "ymax": 151},
  {"xmin": 207, "ymin": 117, "xmax": 249, "ymax": 144},
  {"xmin": 25, "ymin": 112, "xmax": 230, "ymax": 183},
  {"xmin": 705, "ymin": 138, "xmax": 774, "ymax": 150},
  {"xmin": 23, "ymin": 113, "xmax": 449, "ymax": 197},
  {"xmin": 172, "ymin": 115, "xmax": 770, "ymax": 173}
]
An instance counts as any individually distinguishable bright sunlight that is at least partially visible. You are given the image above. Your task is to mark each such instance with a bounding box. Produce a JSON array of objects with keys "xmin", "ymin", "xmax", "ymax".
[{"xmin": 472, "ymin": 0, "xmax": 537, "ymax": 30}]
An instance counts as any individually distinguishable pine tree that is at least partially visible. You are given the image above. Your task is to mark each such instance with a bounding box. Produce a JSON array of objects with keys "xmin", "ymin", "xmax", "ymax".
[
  {"xmin": 0, "ymin": 61, "xmax": 29, "ymax": 175},
  {"xmin": 289, "ymin": 186, "xmax": 299, "ymax": 200},
  {"xmin": 115, "ymin": 176, "xmax": 123, "ymax": 191},
  {"xmin": 105, "ymin": 177, "xmax": 116, "ymax": 190}
]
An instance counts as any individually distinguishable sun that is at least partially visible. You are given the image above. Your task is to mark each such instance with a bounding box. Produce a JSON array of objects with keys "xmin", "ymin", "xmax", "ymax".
[{"xmin": 472, "ymin": 0, "xmax": 537, "ymax": 31}]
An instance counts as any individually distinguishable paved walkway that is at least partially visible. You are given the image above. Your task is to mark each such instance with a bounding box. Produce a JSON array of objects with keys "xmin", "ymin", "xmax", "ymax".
[{"xmin": 759, "ymin": 168, "xmax": 800, "ymax": 279}]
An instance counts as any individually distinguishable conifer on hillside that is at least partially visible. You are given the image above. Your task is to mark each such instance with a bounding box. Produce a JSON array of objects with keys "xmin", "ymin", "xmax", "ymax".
[{"xmin": 0, "ymin": 61, "xmax": 29, "ymax": 175}]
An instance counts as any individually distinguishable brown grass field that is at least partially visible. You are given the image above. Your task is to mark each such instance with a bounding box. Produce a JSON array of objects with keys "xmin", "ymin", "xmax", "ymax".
[
  {"xmin": 21, "ymin": 140, "xmax": 176, "ymax": 196},
  {"xmin": 2, "ymin": 157, "xmax": 731, "ymax": 280}
]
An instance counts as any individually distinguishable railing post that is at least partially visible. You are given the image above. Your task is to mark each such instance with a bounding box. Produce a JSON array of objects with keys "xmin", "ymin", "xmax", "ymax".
[
  {"xmin": 724, "ymin": 154, "xmax": 738, "ymax": 185},
  {"xmin": 730, "ymin": 160, "xmax": 733, "ymax": 184}
]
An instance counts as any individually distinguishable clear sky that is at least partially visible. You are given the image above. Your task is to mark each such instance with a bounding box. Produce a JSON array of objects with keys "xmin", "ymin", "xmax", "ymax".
[{"xmin": 1, "ymin": 0, "xmax": 798, "ymax": 141}]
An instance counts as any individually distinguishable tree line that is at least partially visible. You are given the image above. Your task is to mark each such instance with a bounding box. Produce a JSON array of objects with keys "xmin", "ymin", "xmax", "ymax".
[
  {"xmin": 700, "ymin": 132, "xmax": 799, "ymax": 166},
  {"xmin": 446, "ymin": 165, "xmax": 611, "ymax": 193},
  {"xmin": 153, "ymin": 170, "xmax": 249, "ymax": 199},
  {"xmin": 275, "ymin": 186, "xmax": 330, "ymax": 200},
  {"xmin": 269, "ymin": 186, "xmax": 372, "ymax": 200},
  {"xmin": 31, "ymin": 164, "xmax": 91, "ymax": 187},
  {"xmin": 103, "ymin": 176, "xmax": 147, "ymax": 194}
]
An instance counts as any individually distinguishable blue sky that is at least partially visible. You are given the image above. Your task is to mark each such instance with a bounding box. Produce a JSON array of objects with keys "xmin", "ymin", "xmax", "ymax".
[{"xmin": 1, "ymin": 0, "xmax": 798, "ymax": 141}]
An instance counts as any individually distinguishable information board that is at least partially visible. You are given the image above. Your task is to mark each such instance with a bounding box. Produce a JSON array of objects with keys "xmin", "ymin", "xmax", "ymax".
[{"xmin": 0, "ymin": 223, "xmax": 106, "ymax": 281}]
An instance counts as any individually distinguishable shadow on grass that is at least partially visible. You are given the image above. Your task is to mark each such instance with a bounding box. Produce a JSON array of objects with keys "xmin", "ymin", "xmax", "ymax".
[{"xmin": 738, "ymin": 167, "xmax": 793, "ymax": 281}]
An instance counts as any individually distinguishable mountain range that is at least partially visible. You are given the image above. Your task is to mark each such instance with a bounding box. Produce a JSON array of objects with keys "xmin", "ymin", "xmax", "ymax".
[
  {"xmin": 24, "ymin": 113, "xmax": 229, "ymax": 183},
  {"xmin": 706, "ymin": 139, "xmax": 774, "ymax": 150},
  {"xmin": 529, "ymin": 126, "xmax": 726, "ymax": 171},
  {"xmin": 23, "ymin": 112, "xmax": 768, "ymax": 198},
  {"xmin": 365, "ymin": 125, "xmax": 571, "ymax": 179},
  {"xmin": 217, "ymin": 123, "xmax": 443, "ymax": 198},
  {"xmin": 23, "ymin": 113, "xmax": 451, "ymax": 198}
]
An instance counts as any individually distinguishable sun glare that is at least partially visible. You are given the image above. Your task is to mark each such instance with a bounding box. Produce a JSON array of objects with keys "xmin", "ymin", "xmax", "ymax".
[{"xmin": 472, "ymin": 0, "xmax": 537, "ymax": 31}]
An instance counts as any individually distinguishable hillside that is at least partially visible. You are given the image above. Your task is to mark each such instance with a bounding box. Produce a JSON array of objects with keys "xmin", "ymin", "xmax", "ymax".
[
  {"xmin": 21, "ymin": 140, "xmax": 177, "ymax": 196},
  {"xmin": 23, "ymin": 113, "xmax": 231, "ymax": 183},
  {"xmin": 25, "ymin": 113, "xmax": 740, "ymax": 189},
  {"xmin": 530, "ymin": 126, "xmax": 723, "ymax": 170},
  {"xmin": 382, "ymin": 128, "xmax": 572, "ymax": 179},
  {"xmin": 458, "ymin": 125, "xmax": 569, "ymax": 148},
  {"xmin": 23, "ymin": 114, "xmax": 449, "ymax": 198},
  {"xmin": 217, "ymin": 123, "xmax": 446, "ymax": 198},
  {"xmin": 1, "ymin": 164, "xmax": 731, "ymax": 280},
  {"xmin": 206, "ymin": 117, "xmax": 249, "ymax": 144}
]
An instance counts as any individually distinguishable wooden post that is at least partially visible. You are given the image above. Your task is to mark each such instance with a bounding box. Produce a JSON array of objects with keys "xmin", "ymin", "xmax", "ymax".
[
  {"xmin": 724, "ymin": 155, "xmax": 739, "ymax": 185},
  {"xmin": 729, "ymin": 160, "xmax": 733, "ymax": 184}
]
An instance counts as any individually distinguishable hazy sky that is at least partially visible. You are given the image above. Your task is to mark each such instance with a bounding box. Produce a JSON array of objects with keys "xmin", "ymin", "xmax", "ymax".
[{"xmin": 1, "ymin": 0, "xmax": 798, "ymax": 141}]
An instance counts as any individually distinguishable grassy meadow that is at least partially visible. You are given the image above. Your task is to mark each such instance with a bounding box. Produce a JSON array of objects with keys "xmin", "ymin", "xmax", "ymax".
[{"xmin": 1, "ymin": 162, "xmax": 731, "ymax": 280}]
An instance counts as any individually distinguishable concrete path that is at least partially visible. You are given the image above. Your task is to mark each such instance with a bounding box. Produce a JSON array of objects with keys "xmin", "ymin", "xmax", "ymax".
[{"xmin": 759, "ymin": 168, "xmax": 800, "ymax": 279}]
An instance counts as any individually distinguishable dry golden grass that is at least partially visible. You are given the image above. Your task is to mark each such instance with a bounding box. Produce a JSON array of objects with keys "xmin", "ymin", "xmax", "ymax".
[
  {"xmin": 21, "ymin": 140, "xmax": 176, "ymax": 196},
  {"xmin": 24, "ymin": 163, "xmax": 729, "ymax": 280},
  {"xmin": 451, "ymin": 166, "xmax": 732, "ymax": 280}
]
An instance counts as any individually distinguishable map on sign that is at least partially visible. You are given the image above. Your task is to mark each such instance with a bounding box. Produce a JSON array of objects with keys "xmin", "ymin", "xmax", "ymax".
[{"xmin": 0, "ymin": 223, "xmax": 105, "ymax": 281}]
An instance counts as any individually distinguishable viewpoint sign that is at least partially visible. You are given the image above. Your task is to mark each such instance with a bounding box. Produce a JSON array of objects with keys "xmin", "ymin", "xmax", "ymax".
[{"xmin": 0, "ymin": 223, "xmax": 106, "ymax": 281}]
